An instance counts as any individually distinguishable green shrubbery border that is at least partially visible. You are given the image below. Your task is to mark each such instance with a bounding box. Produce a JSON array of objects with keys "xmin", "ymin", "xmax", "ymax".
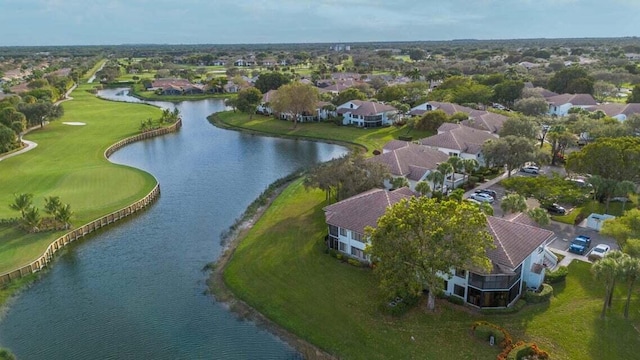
[{"xmin": 525, "ymin": 283, "xmax": 553, "ymax": 303}]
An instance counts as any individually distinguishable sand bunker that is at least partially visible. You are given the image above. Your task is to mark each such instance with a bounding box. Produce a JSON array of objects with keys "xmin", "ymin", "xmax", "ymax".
[{"xmin": 62, "ymin": 122, "xmax": 86, "ymax": 126}]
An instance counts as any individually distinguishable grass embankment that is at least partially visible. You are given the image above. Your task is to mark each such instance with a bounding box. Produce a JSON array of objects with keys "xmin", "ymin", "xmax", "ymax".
[
  {"xmin": 222, "ymin": 180, "xmax": 640, "ymax": 360},
  {"xmin": 211, "ymin": 111, "xmax": 433, "ymax": 153},
  {"xmin": 552, "ymin": 199, "xmax": 634, "ymax": 224},
  {"xmin": 0, "ymin": 81, "xmax": 161, "ymax": 275}
]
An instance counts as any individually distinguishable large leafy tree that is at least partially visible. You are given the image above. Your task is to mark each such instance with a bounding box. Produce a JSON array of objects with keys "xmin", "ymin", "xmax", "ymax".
[
  {"xmin": 304, "ymin": 153, "xmax": 389, "ymax": 202},
  {"xmin": 235, "ymin": 87, "xmax": 262, "ymax": 120},
  {"xmin": 270, "ymin": 82, "xmax": 318, "ymax": 128},
  {"xmin": 548, "ymin": 66, "xmax": 595, "ymax": 94},
  {"xmin": 482, "ymin": 136, "xmax": 538, "ymax": 177},
  {"xmin": 331, "ymin": 88, "xmax": 367, "ymax": 106},
  {"xmin": 500, "ymin": 193, "xmax": 527, "ymax": 217},
  {"xmin": 601, "ymin": 208, "xmax": 640, "ymax": 251},
  {"xmin": 513, "ymin": 97, "xmax": 549, "ymax": 116},
  {"xmin": 627, "ymin": 84, "xmax": 640, "ymax": 104},
  {"xmin": 367, "ymin": 197, "xmax": 494, "ymax": 311},
  {"xmin": 254, "ymin": 72, "xmax": 290, "ymax": 93},
  {"xmin": 414, "ymin": 109, "xmax": 449, "ymax": 132},
  {"xmin": 492, "ymin": 80, "xmax": 524, "ymax": 106},
  {"xmin": 499, "ymin": 116, "xmax": 539, "ymax": 139},
  {"xmin": 566, "ymin": 137, "xmax": 640, "ymax": 206},
  {"xmin": 17, "ymin": 101, "xmax": 64, "ymax": 127},
  {"xmin": 546, "ymin": 125, "xmax": 575, "ymax": 165}
]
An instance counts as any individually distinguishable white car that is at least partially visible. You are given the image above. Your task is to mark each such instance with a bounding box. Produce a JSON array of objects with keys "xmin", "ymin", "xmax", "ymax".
[
  {"xmin": 520, "ymin": 165, "xmax": 540, "ymax": 174},
  {"xmin": 588, "ymin": 244, "xmax": 611, "ymax": 260},
  {"xmin": 470, "ymin": 193, "xmax": 495, "ymax": 203}
]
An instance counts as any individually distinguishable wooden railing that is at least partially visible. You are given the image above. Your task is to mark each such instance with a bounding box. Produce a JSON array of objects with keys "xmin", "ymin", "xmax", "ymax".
[{"xmin": 0, "ymin": 119, "xmax": 182, "ymax": 285}]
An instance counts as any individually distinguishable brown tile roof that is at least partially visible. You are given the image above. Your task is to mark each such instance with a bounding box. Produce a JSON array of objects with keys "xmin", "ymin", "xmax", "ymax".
[
  {"xmin": 546, "ymin": 93, "xmax": 597, "ymax": 106},
  {"xmin": 262, "ymin": 89, "xmax": 278, "ymax": 103},
  {"xmin": 486, "ymin": 216, "xmax": 554, "ymax": 269},
  {"xmin": 463, "ymin": 110, "xmax": 508, "ymax": 133},
  {"xmin": 426, "ymin": 102, "xmax": 476, "ymax": 116},
  {"xmin": 152, "ymin": 78, "xmax": 193, "ymax": 89},
  {"xmin": 337, "ymin": 100, "xmax": 397, "ymax": 116},
  {"xmin": 420, "ymin": 124, "xmax": 496, "ymax": 154},
  {"xmin": 585, "ymin": 103, "xmax": 640, "ymax": 118},
  {"xmin": 368, "ymin": 143, "xmax": 449, "ymax": 178},
  {"xmin": 538, "ymin": 88, "xmax": 559, "ymax": 98},
  {"xmin": 324, "ymin": 188, "xmax": 413, "ymax": 234},
  {"xmin": 383, "ymin": 140, "xmax": 410, "ymax": 152}
]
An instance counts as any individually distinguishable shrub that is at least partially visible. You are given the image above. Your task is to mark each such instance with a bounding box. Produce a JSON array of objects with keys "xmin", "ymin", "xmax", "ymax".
[
  {"xmin": 347, "ymin": 258, "xmax": 362, "ymax": 267},
  {"xmin": 471, "ymin": 321, "xmax": 513, "ymax": 349},
  {"xmin": 372, "ymin": 149, "xmax": 381, "ymax": 155},
  {"xmin": 525, "ymin": 283, "xmax": 553, "ymax": 303},
  {"xmin": 446, "ymin": 295, "xmax": 464, "ymax": 305},
  {"xmin": 544, "ymin": 266, "xmax": 568, "ymax": 284},
  {"xmin": 398, "ymin": 135, "xmax": 413, "ymax": 141},
  {"xmin": 336, "ymin": 253, "xmax": 344, "ymax": 261},
  {"xmin": 480, "ymin": 299, "xmax": 527, "ymax": 315},
  {"xmin": 505, "ymin": 341, "xmax": 550, "ymax": 360}
]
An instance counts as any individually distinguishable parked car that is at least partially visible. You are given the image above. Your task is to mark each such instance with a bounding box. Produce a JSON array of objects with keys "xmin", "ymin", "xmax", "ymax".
[
  {"xmin": 588, "ymin": 244, "xmax": 611, "ymax": 260},
  {"xmin": 475, "ymin": 189, "xmax": 498, "ymax": 199},
  {"xmin": 520, "ymin": 165, "xmax": 540, "ymax": 174},
  {"xmin": 544, "ymin": 203, "xmax": 566, "ymax": 215},
  {"xmin": 470, "ymin": 193, "xmax": 495, "ymax": 203},
  {"xmin": 568, "ymin": 235, "xmax": 592, "ymax": 255}
]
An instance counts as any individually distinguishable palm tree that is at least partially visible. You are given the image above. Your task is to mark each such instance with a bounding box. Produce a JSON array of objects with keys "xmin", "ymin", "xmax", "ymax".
[
  {"xmin": 44, "ymin": 196, "xmax": 62, "ymax": 216},
  {"xmin": 618, "ymin": 256, "xmax": 640, "ymax": 319},
  {"xmin": 437, "ymin": 162, "xmax": 455, "ymax": 192},
  {"xmin": 605, "ymin": 250, "xmax": 627, "ymax": 308},
  {"xmin": 405, "ymin": 68, "xmax": 421, "ymax": 81},
  {"xmin": 478, "ymin": 202, "xmax": 494, "ymax": 216},
  {"xmin": 22, "ymin": 206, "xmax": 41, "ymax": 233},
  {"xmin": 55, "ymin": 203, "xmax": 73, "ymax": 230},
  {"xmin": 415, "ymin": 181, "xmax": 431, "ymax": 197},
  {"xmin": 9, "ymin": 193, "xmax": 33, "ymax": 219},
  {"xmin": 592, "ymin": 256, "xmax": 619, "ymax": 319},
  {"xmin": 447, "ymin": 156, "xmax": 463, "ymax": 185},
  {"xmin": 500, "ymin": 194, "xmax": 527, "ymax": 217},
  {"xmin": 615, "ymin": 180, "xmax": 636, "ymax": 212},
  {"xmin": 527, "ymin": 208, "xmax": 550, "ymax": 226},
  {"xmin": 448, "ymin": 189, "xmax": 465, "ymax": 202},
  {"xmin": 390, "ymin": 177, "xmax": 409, "ymax": 189},
  {"xmin": 426, "ymin": 170, "xmax": 445, "ymax": 192},
  {"xmin": 462, "ymin": 158, "xmax": 479, "ymax": 184}
]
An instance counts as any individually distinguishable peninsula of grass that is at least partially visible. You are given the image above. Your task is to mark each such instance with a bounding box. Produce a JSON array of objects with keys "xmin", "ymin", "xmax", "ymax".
[
  {"xmin": 0, "ymin": 81, "xmax": 161, "ymax": 275},
  {"xmin": 130, "ymin": 86, "xmax": 233, "ymax": 102},
  {"xmin": 210, "ymin": 111, "xmax": 433, "ymax": 153},
  {"xmin": 221, "ymin": 179, "xmax": 640, "ymax": 360}
]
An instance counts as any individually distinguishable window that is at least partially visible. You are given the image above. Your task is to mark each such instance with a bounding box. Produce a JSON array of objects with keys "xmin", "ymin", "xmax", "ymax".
[
  {"xmin": 455, "ymin": 269, "xmax": 467, "ymax": 278},
  {"xmin": 454, "ymin": 284, "xmax": 465, "ymax": 298},
  {"xmin": 351, "ymin": 247, "xmax": 364, "ymax": 259},
  {"xmin": 449, "ymin": 152, "xmax": 458, "ymax": 157},
  {"xmin": 352, "ymin": 232, "xmax": 363, "ymax": 243},
  {"xmin": 339, "ymin": 242, "xmax": 346, "ymax": 252},
  {"xmin": 328, "ymin": 225, "xmax": 338, "ymax": 236},
  {"xmin": 443, "ymin": 280, "xmax": 449, "ymax": 291},
  {"xmin": 339, "ymin": 228, "xmax": 347, "ymax": 236}
]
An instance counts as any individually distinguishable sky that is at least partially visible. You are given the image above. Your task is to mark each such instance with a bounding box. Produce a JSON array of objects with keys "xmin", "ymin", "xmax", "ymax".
[{"xmin": 1, "ymin": 0, "xmax": 639, "ymax": 46}]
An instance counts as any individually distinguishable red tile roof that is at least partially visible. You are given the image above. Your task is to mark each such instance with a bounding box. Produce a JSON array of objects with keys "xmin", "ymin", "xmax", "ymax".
[
  {"xmin": 546, "ymin": 93, "xmax": 597, "ymax": 106},
  {"xmin": 486, "ymin": 216, "xmax": 554, "ymax": 269},
  {"xmin": 337, "ymin": 100, "xmax": 397, "ymax": 116},
  {"xmin": 420, "ymin": 124, "xmax": 496, "ymax": 154},
  {"xmin": 368, "ymin": 143, "xmax": 449, "ymax": 178}
]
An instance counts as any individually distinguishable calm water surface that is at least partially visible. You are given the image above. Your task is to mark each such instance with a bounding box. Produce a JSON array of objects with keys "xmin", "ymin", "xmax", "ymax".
[{"xmin": 0, "ymin": 89, "xmax": 347, "ymax": 359}]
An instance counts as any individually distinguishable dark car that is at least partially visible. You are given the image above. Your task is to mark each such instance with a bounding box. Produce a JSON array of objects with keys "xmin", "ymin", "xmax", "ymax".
[
  {"xmin": 568, "ymin": 235, "xmax": 592, "ymax": 255},
  {"xmin": 475, "ymin": 189, "xmax": 498, "ymax": 199},
  {"xmin": 544, "ymin": 203, "xmax": 566, "ymax": 215}
]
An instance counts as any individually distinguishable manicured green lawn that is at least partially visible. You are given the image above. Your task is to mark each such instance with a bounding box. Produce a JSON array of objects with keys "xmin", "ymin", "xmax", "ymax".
[
  {"xmin": 212, "ymin": 111, "xmax": 432, "ymax": 153},
  {"xmin": 553, "ymin": 199, "xmax": 634, "ymax": 224},
  {"xmin": 0, "ymin": 81, "xmax": 160, "ymax": 274},
  {"xmin": 223, "ymin": 180, "xmax": 640, "ymax": 360}
]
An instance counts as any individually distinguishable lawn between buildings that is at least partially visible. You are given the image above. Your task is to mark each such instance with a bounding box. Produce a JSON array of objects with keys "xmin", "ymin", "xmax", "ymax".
[
  {"xmin": 0, "ymin": 81, "xmax": 161, "ymax": 275},
  {"xmin": 221, "ymin": 179, "xmax": 640, "ymax": 360}
]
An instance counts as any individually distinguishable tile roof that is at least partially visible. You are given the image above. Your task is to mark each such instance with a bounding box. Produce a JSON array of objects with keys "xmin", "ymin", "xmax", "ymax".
[
  {"xmin": 419, "ymin": 124, "xmax": 496, "ymax": 154},
  {"xmin": 337, "ymin": 100, "xmax": 397, "ymax": 116},
  {"xmin": 486, "ymin": 216, "xmax": 554, "ymax": 269},
  {"xmin": 368, "ymin": 143, "xmax": 449, "ymax": 177},
  {"xmin": 546, "ymin": 93, "xmax": 597, "ymax": 106},
  {"xmin": 422, "ymin": 101, "xmax": 476, "ymax": 116},
  {"xmin": 324, "ymin": 188, "xmax": 413, "ymax": 234},
  {"xmin": 152, "ymin": 78, "xmax": 192, "ymax": 89},
  {"xmin": 462, "ymin": 110, "xmax": 508, "ymax": 133},
  {"xmin": 383, "ymin": 140, "xmax": 410, "ymax": 152},
  {"xmin": 262, "ymin": 89, "xmax": 278, "ymax": 103},
  {"xmin": 585, "ymin": 103, "xmax": 640, "ymax": 118}
]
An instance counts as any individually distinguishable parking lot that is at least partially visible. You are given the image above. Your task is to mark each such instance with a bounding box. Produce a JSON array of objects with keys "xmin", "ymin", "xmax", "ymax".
[{"xmin": 467, "ymin": 167, "xmax": 618, "ymax": 266}]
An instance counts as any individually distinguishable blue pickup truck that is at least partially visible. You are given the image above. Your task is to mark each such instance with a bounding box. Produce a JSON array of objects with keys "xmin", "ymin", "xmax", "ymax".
[{"xmin": 568, "ymin": 235, "xmax": 592, "ymax": 255}]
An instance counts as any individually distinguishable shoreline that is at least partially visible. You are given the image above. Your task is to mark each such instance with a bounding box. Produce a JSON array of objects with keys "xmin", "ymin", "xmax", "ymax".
[
  {"xmin": 207, "ymin": 114, "xmax": 349, "ymax": 359},
  {"xmin": 207, "ymin": 177, "xmax": 337, "ymax": 360}
]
